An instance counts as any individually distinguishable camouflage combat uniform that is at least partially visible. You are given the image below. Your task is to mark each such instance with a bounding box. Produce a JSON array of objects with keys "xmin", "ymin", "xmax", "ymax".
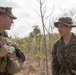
[
  {"xmin": 52, "ymin": 33, "xmax": 76, "ymax": 75},
  {"xmin": 0, "ymin": 33, "xmax": 25, "ymax": 75}
]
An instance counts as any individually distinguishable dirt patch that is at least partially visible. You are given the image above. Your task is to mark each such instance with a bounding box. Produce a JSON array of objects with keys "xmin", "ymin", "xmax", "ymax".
[{"xmin": 15, "ymin": 56, "xmax": 52, "ymax": 75}]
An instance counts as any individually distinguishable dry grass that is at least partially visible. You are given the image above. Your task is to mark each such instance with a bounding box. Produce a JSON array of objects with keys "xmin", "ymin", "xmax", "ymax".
[{"xmin": 15, "ymin": 56, "xmax": 52, "ymax": 75}]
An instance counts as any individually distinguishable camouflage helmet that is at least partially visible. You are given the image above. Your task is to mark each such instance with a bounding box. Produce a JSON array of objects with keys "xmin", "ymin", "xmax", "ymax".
[
  {"xmin": 54, "ymin": 17, "xmax": 76, "ymax": 27},
  {"xmin": 0, "ymin": 7, "xmax": 17, "ymax": 19}
]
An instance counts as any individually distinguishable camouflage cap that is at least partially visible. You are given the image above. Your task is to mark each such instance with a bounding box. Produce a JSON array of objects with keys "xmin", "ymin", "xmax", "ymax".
[
  {"xmin": 54, "ymin": 17, "xmax": 76, "ymax": 27},
  {"xmin": 0, "ymin": 7, "xmax": 17, "ymax": 19}
]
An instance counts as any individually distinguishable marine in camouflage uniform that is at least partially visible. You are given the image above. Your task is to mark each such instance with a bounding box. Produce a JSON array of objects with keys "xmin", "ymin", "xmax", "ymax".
[
  {"xmin": 0, "ymin": 7, "xmax": 25, "ymax": 75},
  {"xmin": 52, "ymin": 17, "xmax": 76, "ymax": 75}
]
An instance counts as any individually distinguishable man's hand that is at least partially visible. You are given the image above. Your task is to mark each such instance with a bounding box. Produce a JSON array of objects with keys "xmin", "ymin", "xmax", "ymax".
[
  {"xmin": 0, "ymin": 45, "xmax": 9, "ymax": 57},
  {"xmin": 13, "ymin": 43, "xmax": 21, "ymax": 50}
]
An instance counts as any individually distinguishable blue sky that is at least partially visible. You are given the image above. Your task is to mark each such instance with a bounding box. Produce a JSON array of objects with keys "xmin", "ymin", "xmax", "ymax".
[{"xmin": 0, "ymin": 0, "xmax": 76, "ymax": 38}]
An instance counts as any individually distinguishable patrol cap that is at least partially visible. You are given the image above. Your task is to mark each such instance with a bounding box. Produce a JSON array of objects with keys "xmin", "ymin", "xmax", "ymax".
[
  {"xmin": 0, "ymin": 7, "xmax": 17, "ymax": 19},
  {"xmin": 54, "ymin": 17, "xmax": 76, "ymax": 27}
]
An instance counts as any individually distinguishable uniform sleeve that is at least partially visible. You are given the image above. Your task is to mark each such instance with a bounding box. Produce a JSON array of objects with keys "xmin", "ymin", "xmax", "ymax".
[
  {"xmin": 16, "ymin": 50, "xmax": 25, "ymax": 62},
  {"xmin": 6, "ymin": 51, "xmax": 23, "ymax": 74},
  {"xmin": 51, "ymin": 44, "xmax": 60, "ymax": 75}
]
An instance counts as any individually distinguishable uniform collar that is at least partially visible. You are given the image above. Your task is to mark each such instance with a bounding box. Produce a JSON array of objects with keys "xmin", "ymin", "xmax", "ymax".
[{"xmin": 60, "ymin": 33, "xmax": 76, "ymax": 46}]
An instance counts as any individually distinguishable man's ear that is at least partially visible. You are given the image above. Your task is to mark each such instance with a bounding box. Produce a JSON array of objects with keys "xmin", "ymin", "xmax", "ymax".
[
  {"xmin": 0, "ymin": 15, "xmax": 6, "ymax": 25},
  {"xmin": 0, "ymin": 15, "xmax": 4, "ymax": 21},
  {"xmin": 0, "ymin": 15, "xmax": 3, "ymax": 24}
]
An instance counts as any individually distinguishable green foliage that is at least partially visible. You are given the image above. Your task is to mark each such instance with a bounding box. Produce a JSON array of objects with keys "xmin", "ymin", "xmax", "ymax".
[
  {"xmin": 9, "ymin": 33, "xmax": 60, "ymax": 58},
  {"xmin": 35, "ymin": 51, "xmax": 46, "ymax": 60},
  {"xmin": 47, "ymin": 42, "xmax": 51, "ymax": 50},
  {"xmin": 33, "ymin": 25, "xmax": 41, "ymax": 36}
]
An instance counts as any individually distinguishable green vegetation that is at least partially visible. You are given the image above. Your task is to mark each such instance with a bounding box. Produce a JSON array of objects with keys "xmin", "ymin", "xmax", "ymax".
[
  {"xmin": 35, "ymin": 51, "xmax": 46, "ymax": 60},
  {"xmin": 10, "ymin": 26, "xmax": 60, "ymax": 58}
]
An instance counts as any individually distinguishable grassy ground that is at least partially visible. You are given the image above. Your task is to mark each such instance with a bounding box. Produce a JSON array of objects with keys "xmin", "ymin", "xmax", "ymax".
[{"xmin": 15, "ymin": 56, "xmax": 52, "ymax": 75}]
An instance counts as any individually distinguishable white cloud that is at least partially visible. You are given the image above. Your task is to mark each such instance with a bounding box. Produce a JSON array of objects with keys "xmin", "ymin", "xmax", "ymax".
[{"xmin": 1, "ymin": 0, "xmax": 76, "ymax": 38}]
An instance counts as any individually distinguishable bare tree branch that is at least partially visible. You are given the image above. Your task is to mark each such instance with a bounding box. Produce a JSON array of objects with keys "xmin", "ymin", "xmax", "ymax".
[
  {"xmin": 37, "ymin": 0, "xmax": 46, "ymax": 4},
  {"xmin": 43, "ymin": 5, "xmax": 46, "ymax": 17},
  {"xmin": 33, "ymin": 8, "xmax": 41, "ymax": 17},
  {"xmin": 44, "ymin": 5, "xmax": 55, "ymax": 20}
]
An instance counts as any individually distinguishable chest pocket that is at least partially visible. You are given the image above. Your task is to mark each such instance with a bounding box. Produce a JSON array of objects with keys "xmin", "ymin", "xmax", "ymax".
[{"xmin": 0, "ymin": 57, "xmax": 7, "ymax": 72}]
